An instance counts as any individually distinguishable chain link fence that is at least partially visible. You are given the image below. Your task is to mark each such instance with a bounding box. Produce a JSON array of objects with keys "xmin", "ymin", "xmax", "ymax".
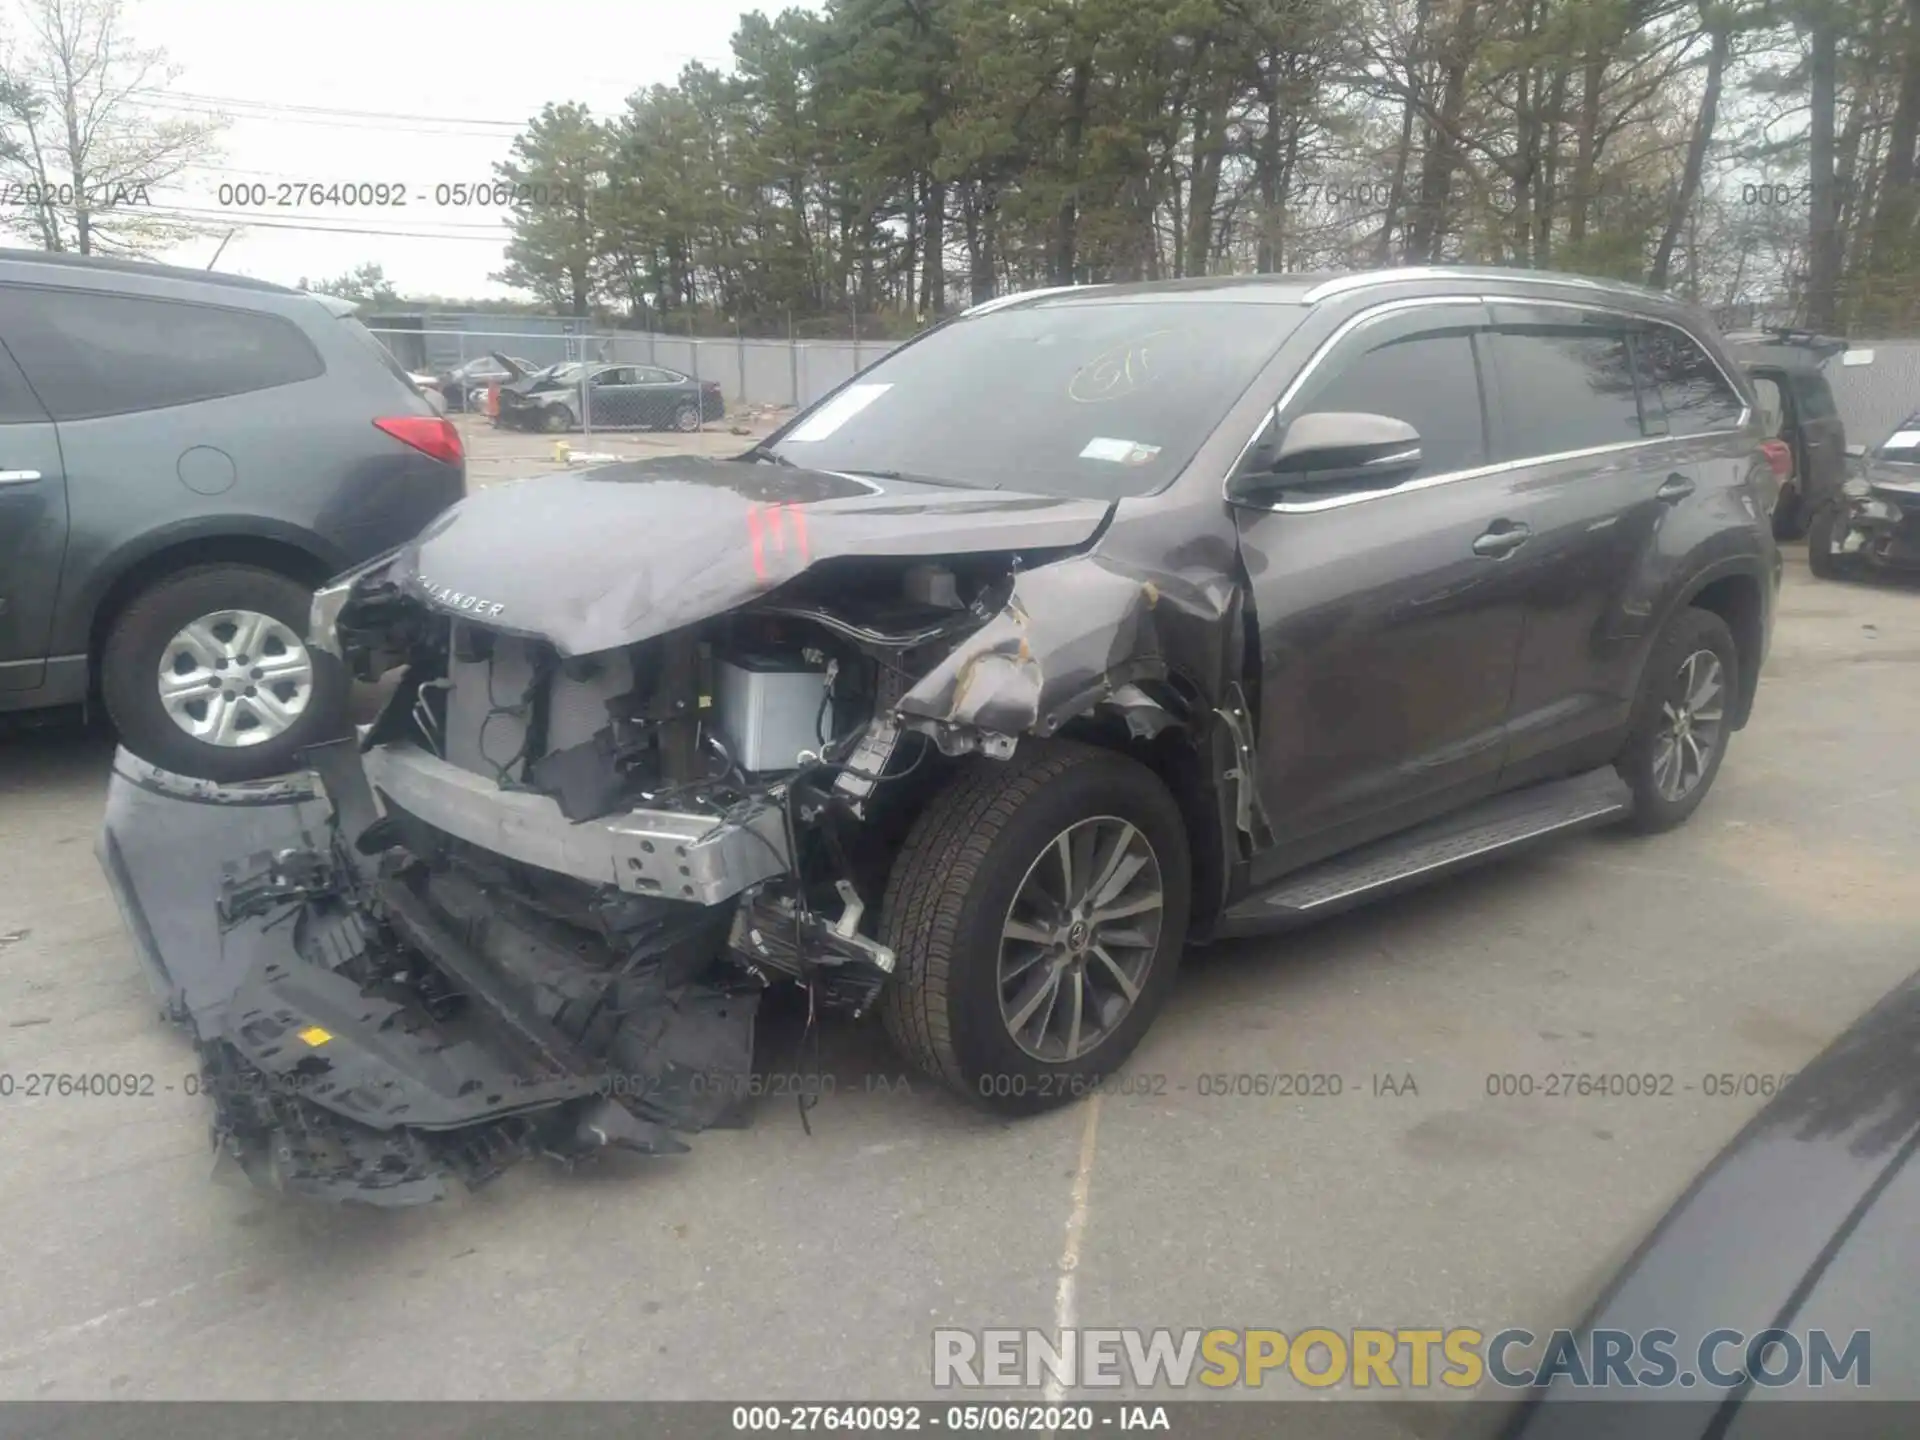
[{"xmin": 366, "ymin": 326, "xmax": 902, "ymax": 437}]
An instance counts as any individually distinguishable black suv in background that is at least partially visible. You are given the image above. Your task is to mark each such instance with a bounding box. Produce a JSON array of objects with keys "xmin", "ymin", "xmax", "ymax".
[
  {"xmin": 1724, "ymin": 326, "xmax": 1851, "ymax": 540},
  {"xmin": 101, "ymin": 264, "xmax": 1785, "ymax": 1204},
  {"xmin": 0, "ymin": 249, "xmax": 466, "ymax": 781}
]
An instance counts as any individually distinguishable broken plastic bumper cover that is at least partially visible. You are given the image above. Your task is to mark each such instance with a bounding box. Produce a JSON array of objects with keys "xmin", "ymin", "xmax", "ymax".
[{"xmin": 92, "ymin": 748, "xmax": 858, "ymax": 1207}]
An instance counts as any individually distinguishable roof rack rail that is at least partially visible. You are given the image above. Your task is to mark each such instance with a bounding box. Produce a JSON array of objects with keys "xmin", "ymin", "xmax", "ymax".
[
  {"xmin": 1300, "ymin": 266, "xmax": 1670, "ymax": 305},
  {"xmin": 962, "ymin": 283, "xmax": 1107, "ymax": 317}
]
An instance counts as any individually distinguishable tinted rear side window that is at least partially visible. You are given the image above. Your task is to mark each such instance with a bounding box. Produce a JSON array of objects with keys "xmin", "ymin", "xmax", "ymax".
[
  {"xmin": 1492, "ymin": 324, "xmax": 1644, "ymax": 458},
  {"xmin": 1640, "ymin": 327, "xmax": 1744, "ymax": 434},
  {"xmin": 1292, "ymin": 328, "xmax": 1488, "ymax": 478},
  {"xmin": 0, "ymin": 286, "xmax": 324, "ymax": 421}
]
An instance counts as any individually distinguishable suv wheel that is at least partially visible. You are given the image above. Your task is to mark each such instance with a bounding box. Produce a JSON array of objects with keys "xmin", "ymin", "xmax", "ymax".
[
  {"xmin": 1615, "ymin": 607, "xmax": 1739, "ymax": 833},
  {"xmin": 880, "ymin": 741, "xmax": 1190, "ymax": 1116},
  {"xmin": 101, "ymin": 564, "xmax": 348, "ymax": 783},
  {"xmin": 1806, "ymin": 502, "xmax": 1862, "ymax": 581}
]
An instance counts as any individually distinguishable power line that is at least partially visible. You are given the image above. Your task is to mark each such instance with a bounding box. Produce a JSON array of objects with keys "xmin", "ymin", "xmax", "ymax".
[
  {"xmin": 145, "ymin": 197, "xmax": 518, "ymax": 233},
  {"xmin": 138, "ymin": 207, "xmax": 514, "ymax": 243}
]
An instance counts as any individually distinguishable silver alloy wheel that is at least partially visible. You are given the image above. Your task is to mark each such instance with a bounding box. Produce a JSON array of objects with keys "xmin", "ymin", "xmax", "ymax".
[
  {"xmin": 1652, "ymin": 649, "xmax": 1726, "ymax": 802},
  {"xmin": 675, "ymin": 403, "xmax": 701, "ymax": 432},
  {"xmin": 998, "ymin": 816, "xmax": 1165, "ymax": 1062},
  {"xmin": 157, "ymin": 609, "xmax": 314, "ymax": 748}
]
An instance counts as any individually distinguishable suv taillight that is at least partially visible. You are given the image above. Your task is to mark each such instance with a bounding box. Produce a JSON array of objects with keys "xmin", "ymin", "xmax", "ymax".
[
  {"xmin": 374, "ymin": 415, "xmax": 464, "ymax": 466},
  {"xmin": 1759, "ymin": 439, "xmax": 1792, "ymax": 479}
]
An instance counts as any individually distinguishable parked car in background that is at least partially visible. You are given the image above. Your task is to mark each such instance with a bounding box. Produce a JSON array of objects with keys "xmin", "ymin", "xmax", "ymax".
[
  {"xmin": 1807, "ymin": 409, "xmax": 1920, "ymax": 580},
  {"xmin": 102, "ymin": 266, "xmax": 1783, "ymax": 1204},
  {"xmin": 1724, "ymin": 327, "xmax": 1850, "ymax": 541},
  {"xmin": 0, "ymin": 248, "xmax": 466, "ymax": 781},
  {"xmin": 494, "ymin": 357, "xmax": 726, "ymax": 433},
  {"xmin": 437, "ymin": 353, "xmax": 534, "ymax": 412}
]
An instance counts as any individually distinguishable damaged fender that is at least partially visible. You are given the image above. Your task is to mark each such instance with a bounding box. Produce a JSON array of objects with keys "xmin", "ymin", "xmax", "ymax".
[{"xmin": 895, "ymin": 553, "xmax": 1217, "ymax": 742}]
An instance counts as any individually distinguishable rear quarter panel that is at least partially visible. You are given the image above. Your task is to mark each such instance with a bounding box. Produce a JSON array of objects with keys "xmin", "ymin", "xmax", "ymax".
[{"xmin": 47, "ymin": 287, "xmax": 463, "ymax": 655}]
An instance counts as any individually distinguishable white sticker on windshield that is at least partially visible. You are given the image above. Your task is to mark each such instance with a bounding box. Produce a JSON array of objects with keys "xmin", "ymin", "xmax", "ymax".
[
  {"xmin": 1885, "ymin": 430, "xmax": 1920, "ymax": 449},
  {"xmin": 1080, "ymin": 436, "xmax": 1162, "ymax": 465},
  {"xmin": 785, "ymin": 382, "xmax": 892, "ymax": 442}
]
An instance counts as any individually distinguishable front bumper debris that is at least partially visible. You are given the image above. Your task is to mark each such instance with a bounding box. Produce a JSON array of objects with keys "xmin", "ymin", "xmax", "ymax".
[{"xmin": 94, "ymin": 746, "xmax": 877, "ymax": 1208}]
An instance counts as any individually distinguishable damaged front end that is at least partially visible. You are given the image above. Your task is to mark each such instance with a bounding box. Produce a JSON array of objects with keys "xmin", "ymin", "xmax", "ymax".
[{"xmin": 99, "ymin": 459, "xmax": 1246, "ymax": 1206}]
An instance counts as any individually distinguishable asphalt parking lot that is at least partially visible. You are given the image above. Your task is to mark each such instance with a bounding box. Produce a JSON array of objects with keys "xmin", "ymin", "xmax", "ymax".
[
  {"xmin": 458, "ymin": 409, "xmax": 788, "ymax": 487},
  {"xmin": 2, "ymin": 548, "xmax": 1917, "ymax": 1402}
]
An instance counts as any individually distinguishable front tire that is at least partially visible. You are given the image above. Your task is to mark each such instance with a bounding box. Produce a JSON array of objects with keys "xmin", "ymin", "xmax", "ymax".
[
  {"xmin": 1615, "ymin": 607, "xmax": 1739, "ymax": 834},
  {"xmin": 100, "ymin": 564, "xmax": 348, "ymax": 783},
  {"xmin": 542, "ymin": 403, "xmax": 573, "ymax": 433},
  {"xmin": 880, "ymin": 741, "xmax": 1191, "ymax": 1116}
]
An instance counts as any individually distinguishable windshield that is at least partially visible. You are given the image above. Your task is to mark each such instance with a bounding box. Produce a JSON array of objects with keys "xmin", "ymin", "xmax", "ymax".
[
  {"xmin": 542, "ymin": 363, "xmax": 584, "ymax": 385},
  {"xmin": 1875, "ymin": 412, "xmax": 1920, "ymax": 465},
  {"xmin": 767, "ymin": 298, "xmax": 1303, "ymax": 498}
]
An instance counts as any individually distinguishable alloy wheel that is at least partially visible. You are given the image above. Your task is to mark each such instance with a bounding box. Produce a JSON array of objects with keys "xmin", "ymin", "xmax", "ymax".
[
  {"xmin": 1652, "ymin": 649, "xmax": 1725, "ymax": 802},
  {"xmin": 998, "ymin": 816, "xmax": 1164, "ymax": 1062},
  {"xmin": 157, "ymin": 609, "xmax": 314, "ymax": 748}
]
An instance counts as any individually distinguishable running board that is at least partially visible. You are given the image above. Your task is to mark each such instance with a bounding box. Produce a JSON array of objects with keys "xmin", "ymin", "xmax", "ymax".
[{"xmin": 1215, "ymin": 768, "xmax": 1634, "ymax": 935}]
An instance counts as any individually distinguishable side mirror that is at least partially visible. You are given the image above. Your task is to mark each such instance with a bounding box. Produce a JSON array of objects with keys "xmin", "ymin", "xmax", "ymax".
[{"xmin": 1229, "ymin": 411, "xmax": 1423, "ymax": 506}]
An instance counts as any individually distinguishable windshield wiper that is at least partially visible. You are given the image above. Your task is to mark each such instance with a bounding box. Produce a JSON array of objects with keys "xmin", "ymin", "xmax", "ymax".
[
  {"xmin": 838, "ymin": 468, "xmax": 1001, "ymax": 492},
  {"xmin": 738, "ymin": 444, "xmax": 795, "ymax": 466}
]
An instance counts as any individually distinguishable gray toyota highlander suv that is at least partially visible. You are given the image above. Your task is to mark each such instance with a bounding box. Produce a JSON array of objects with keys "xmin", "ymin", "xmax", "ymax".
[
  {"xmin": 100, "ymin": 265, "xmax": 1783, "ymax": 1204},
  {"xmin": 0, "ymin": 248, "xmax": 465, "ymax": 780}
]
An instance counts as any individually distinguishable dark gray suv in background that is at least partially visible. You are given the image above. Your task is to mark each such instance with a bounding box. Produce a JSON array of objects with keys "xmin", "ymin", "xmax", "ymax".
[{"xmin": 0, "ymin": 249, "xmax": 465, "ymax": 780}]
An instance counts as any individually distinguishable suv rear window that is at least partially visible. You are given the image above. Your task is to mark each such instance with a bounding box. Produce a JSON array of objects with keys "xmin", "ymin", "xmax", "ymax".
[
  {"xmin": 1638, "ymin": 327, "xmax": 1744, "ymax": 435},
  {"xmin": 0, "ymin": 285, "xmax": 325, "ymax": 420},
  {"xmin": 337, "ymin": 313, "xmax": 432, "ymax": 401}
]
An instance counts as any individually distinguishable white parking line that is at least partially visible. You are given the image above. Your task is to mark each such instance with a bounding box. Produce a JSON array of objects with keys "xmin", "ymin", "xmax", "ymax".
[{"xmin": 1043, "ymin": 1094, "xmax": 1103, "ymax": 1405}]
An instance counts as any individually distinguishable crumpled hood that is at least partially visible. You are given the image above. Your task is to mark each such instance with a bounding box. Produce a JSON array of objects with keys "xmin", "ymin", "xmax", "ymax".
[{"xmin": 387, "ymin": 455, "xmax": 1112, "ymax": 655}]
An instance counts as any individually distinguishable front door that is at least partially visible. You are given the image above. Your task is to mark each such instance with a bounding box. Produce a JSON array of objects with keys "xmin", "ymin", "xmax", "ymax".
[
  {"xmin": 0, "ymin": 338, "xmax": 68, "ymax": 692},
  {"xmin": 1233, "ymin": 301, "xmax": 1530, "ymax": 872}
]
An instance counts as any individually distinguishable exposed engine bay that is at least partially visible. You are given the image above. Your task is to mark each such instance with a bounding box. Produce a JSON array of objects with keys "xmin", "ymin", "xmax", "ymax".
[{"xmin": 95, "ymin": 454, "xmax": 1246, "ymax": 1206}]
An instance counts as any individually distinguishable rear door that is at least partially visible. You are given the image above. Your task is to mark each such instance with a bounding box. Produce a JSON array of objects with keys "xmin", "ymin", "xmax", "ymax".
[
  {"xmin": 636, "ymin": 367, "xmax": 688, "ymax": 428},
  {"xmin": 1479, "ymin": 303, "xmax": 1673, "ymax": 777},
  {"xmin": 0, "ymin": 338, "xmax": 68, "ymax": 691}
]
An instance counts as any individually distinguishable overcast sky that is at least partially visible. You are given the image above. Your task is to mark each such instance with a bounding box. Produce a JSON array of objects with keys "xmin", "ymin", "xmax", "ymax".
[{"xmin": 110, "ymin": 0, "xmax": 790, "ymax": 299}]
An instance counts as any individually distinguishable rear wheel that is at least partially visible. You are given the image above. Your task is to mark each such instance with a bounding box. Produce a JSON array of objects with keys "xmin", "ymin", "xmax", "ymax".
[
  {"xmin": 1806, "ymin": 502, "xmax": 1863, "ymax": 581},
  {"xmin": 1615, "ymin": 607, "xmax": 1739, "ymax": 834},
  {"xmin": 673, "ymin": 402, "xmax": 701, "ymax": 432},
  {"xmin": 100, "ymin": 564, "xmax": 348, "ymax": 783},
  {"xmin": 880, "ymin": 741, "xmax": 1191, "ymax": 1116}
]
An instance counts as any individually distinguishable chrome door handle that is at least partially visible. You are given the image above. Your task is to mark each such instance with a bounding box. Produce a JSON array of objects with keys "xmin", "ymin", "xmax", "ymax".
[
  {"xmin": 1472, "ymin": 522, "xmax": 1532, "ymax": 558},
  {"xmin": 0, "ymin": 470, "xmax": 42, "ymax": 485},
  {"xmin": 1656, "ymin": 473, "xmax": 1696, "ymax": 503}
]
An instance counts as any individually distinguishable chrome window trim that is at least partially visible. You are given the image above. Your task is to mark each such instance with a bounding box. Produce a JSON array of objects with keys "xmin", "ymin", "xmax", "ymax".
[{"xmin": 1223, "ymin": 292, "xmax": 1752, "ymax": 515}]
